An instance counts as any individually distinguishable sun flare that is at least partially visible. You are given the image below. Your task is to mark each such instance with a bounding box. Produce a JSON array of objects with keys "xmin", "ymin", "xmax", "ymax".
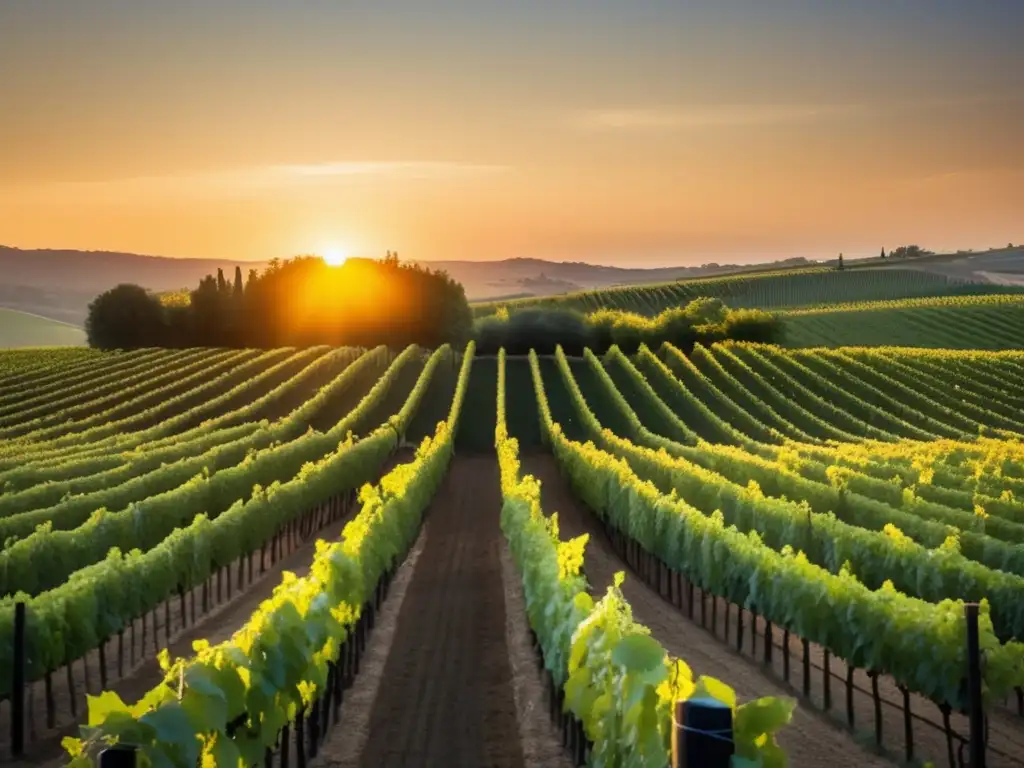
[{"xmin": 323, "ymin": 246, "xmax": 349, "ymax": 266}]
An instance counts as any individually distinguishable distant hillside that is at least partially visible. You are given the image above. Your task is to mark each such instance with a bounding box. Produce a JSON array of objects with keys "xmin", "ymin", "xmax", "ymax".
[
  {"xmin": 0, "ymin": 247, "xmax": 270, "ymax": 326},
  {"xmin": 0, "ymin": 308, "xmax": 87, "ymax": 349},
  {"xmin": 872, "ymin": 246, "xmax": 1024, "ymax": 286},
  {"xmin": 423, "ymin": 256, "xmax": 818, "ymax": 301},
  {"xmin": 471, "ymin": 266, "xmax": 1024, "ymax": 318},
  {"xmin": 12, "ymin": 244, "xmax": 1020, "ymax": 329},
  {"xmin": 0, "ymin": 247, "xmax": 269, "ymax": 293},
  {"xmin": 0, "ymin": 246, "xmax": 818, "ymax": 325}
]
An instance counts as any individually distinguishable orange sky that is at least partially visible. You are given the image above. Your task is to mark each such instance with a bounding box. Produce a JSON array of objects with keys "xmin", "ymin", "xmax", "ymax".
[{"xmin": 1, "ymin": 2, "xmax": 1022, "ymax": 266}]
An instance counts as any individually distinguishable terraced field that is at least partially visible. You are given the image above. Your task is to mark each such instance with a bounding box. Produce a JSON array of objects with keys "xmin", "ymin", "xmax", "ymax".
[{"xmin": 1, "ymin": 343, "xmax": 1022, "ymax": 767}]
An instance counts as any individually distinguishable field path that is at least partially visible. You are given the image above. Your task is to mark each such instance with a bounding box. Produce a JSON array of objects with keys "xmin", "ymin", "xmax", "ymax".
[{"xmin": 329, "ymin": 455, "xmax": 528, "ymax": 767}]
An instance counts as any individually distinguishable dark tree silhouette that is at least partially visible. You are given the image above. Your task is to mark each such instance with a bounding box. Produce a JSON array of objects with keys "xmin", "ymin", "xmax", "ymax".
[
  {"xmin": 190, "ymin": 275, "xmax": 229, "ymax": 346},
  {"xmin": 838, "ymin": 253, "xmax": 845, "ymax": 271},
  {"xmin": 880, "ymin": 247, "xmax": 886, "ymax": 259},
  {"xmin": 87, "ymin": 253, "xmax": 474, "ymax": 351},
  {"xmin": 85, "ymin": 284, "xmax": 166, "ymax": 349},
  {"xmin": 889, "ymin": 245, "xmax": 929, "ymax": 259}
]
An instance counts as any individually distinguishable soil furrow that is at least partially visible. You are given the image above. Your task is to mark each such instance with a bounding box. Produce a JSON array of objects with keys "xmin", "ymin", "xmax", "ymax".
[{"xmin": 355, "ymin": 456, "xmax": 525, "ymax": 768}]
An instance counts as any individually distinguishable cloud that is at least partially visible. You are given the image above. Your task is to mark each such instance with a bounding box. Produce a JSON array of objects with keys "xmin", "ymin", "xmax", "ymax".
[
  {"xmin": 892, "ymin": 166, "xmax": 1024, "ymax": 187},
  {"xmin": 571, "ymin": 103, "xmax": 862, "ymax": 131},
  {"xmin": 570, "ymin": 92, "xmax": 1024, "ymax": 133},
  {"xmin": 276, "ymin": 161, "xmax": 509, "ymax": 179},
  {"xmin": 2, "ymin": 160, "xmax": 510, "ymax": 203}
]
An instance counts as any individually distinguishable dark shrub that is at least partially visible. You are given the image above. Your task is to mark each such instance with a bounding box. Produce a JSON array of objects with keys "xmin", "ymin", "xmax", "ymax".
[
  {"xmin": 476, "ymin": 308, "xmax": 592, "ymax": 355},
  {"xmin": 85, "ymin": 284, "xmax": 166, "ymax": 350}
]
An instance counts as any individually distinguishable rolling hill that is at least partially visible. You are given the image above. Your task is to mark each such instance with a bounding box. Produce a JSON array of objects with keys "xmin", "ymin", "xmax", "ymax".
[{"xmin": 0, "ymin": 245, "xmax": 815, "ymax": 324}]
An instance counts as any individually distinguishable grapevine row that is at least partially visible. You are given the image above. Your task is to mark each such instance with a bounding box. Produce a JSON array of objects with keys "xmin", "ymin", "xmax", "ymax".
[{"xmin": 60, "ymin": 344, "xmax": 475, "ymax": 766}]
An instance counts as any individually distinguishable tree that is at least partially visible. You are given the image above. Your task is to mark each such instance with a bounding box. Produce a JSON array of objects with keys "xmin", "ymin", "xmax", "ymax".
[
  {"xmin": 880, "ymin": 247, "xmax": 886, "ymax": 259},
  {"xmin": 838, "ymin": 253, "xmax": 844, "ymax": 271},
  {"xmin": 191, "ymin": 275, "xmax": 229, "ymax": 346},
  {"xmin": 889, "ymin": 245, "xmax": 929, "ymax": 259},
  {"xmin": 86, "ymin": 253, "xmax": 474, "ymax": 351},
  {"xmin": 85, "ymin": 284, "xmax": 165, "ymax": 349}
]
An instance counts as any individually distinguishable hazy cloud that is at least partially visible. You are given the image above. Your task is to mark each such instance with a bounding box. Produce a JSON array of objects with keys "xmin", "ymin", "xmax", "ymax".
[
  {"xmin": 2, "ymin": 161, "xmax": 510, "ymax": 203},
  {"xmin": 571, "ymin": 92, "xmax": 1024, "ymax": 133},
  {"xmin": 571, "ymin": 104, "xmax": 862, "ymax": 131},
  {"xmin": 277, "ymin": 161, "xmax": 509, "ymax": 178}
]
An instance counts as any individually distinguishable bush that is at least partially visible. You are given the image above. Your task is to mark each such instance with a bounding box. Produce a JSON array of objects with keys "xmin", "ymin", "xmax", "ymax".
[
  {"xmin": 474, "ymin": 299, "xmax": 781, "ymax": 355},
  {"xmin": 476, "ymin": 309, "xmax": 592, "ymax": 355},
  {"xmin": 720, "ymin": 309, "xmax": 782, "ymax": 344},
  {"xmin": 85, "ymin": 284, "xmax": 166, "ymax": 350}
]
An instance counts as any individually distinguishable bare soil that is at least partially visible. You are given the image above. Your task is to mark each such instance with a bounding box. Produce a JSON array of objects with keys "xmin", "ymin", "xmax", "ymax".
[
  {"xmin": 350, "ymin": 456, "xmax": 526, "ymax": 768},
  {"xmin": 313, "ymin": 455, "xmax": 571, "ymax": 768},
  {"xmin": 310, "ymin": 521, "xmax": 429, "ymax": 768}
]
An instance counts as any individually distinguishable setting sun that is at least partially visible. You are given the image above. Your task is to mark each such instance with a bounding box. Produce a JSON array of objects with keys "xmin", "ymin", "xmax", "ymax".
[{"xmin": 322, "ymin": 246, "xmax": 349, "ymax": 266}]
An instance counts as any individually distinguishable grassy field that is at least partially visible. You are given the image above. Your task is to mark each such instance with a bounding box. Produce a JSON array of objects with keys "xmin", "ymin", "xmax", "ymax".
[
  {"xmin": 1, "ymin": 341, "xmax": 1023, "ymax": 768},
  {"xmin": 0, "ymin": 308, "xmax": 86, "ymax": 348}
]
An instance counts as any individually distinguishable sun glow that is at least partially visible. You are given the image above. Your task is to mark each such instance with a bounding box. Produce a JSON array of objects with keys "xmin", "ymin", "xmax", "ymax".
[{"xmin": 322, "ymin": 246, "xmax": 349, "ymax": 266}]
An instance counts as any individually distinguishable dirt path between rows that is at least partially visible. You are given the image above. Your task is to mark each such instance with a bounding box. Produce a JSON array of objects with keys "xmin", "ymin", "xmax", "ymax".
[
  {"xmin": 345, "ymin": 456, "xmax": 526, "ymax": 768},
  {"xmin": 310, "ymin": 520, "xmax": 430, "ymax": 768},
  {"xmin": 523, "ymin": 453, "xmax": 897, "ymax": 768},
  {"xmin": 313, "ymin": 454, "xmax": 570, "ymax": 768}
]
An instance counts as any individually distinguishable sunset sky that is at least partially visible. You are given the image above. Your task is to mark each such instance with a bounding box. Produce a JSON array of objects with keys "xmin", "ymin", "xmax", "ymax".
[{"xmin": 2, "ymin": 1, "xmax": 1023, "ymax": 266}]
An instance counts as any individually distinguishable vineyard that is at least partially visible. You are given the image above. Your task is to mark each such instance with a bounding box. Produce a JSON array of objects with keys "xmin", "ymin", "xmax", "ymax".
[
  {"xmin": 1, "ymin": 338, "xmax": 1023, "ymax": 768},
  {"xmin": 471, "ymin": 267, "xmax": 1022, "ymax": 319},
  {"xmin": 780, "ymin": 294, "xmax": 1024, "ymax": 349}
]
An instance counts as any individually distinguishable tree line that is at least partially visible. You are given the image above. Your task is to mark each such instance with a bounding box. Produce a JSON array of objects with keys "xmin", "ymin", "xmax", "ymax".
[{"xmin": 85, "ymin": 254, "xmax": 474, "ymax": 350}]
